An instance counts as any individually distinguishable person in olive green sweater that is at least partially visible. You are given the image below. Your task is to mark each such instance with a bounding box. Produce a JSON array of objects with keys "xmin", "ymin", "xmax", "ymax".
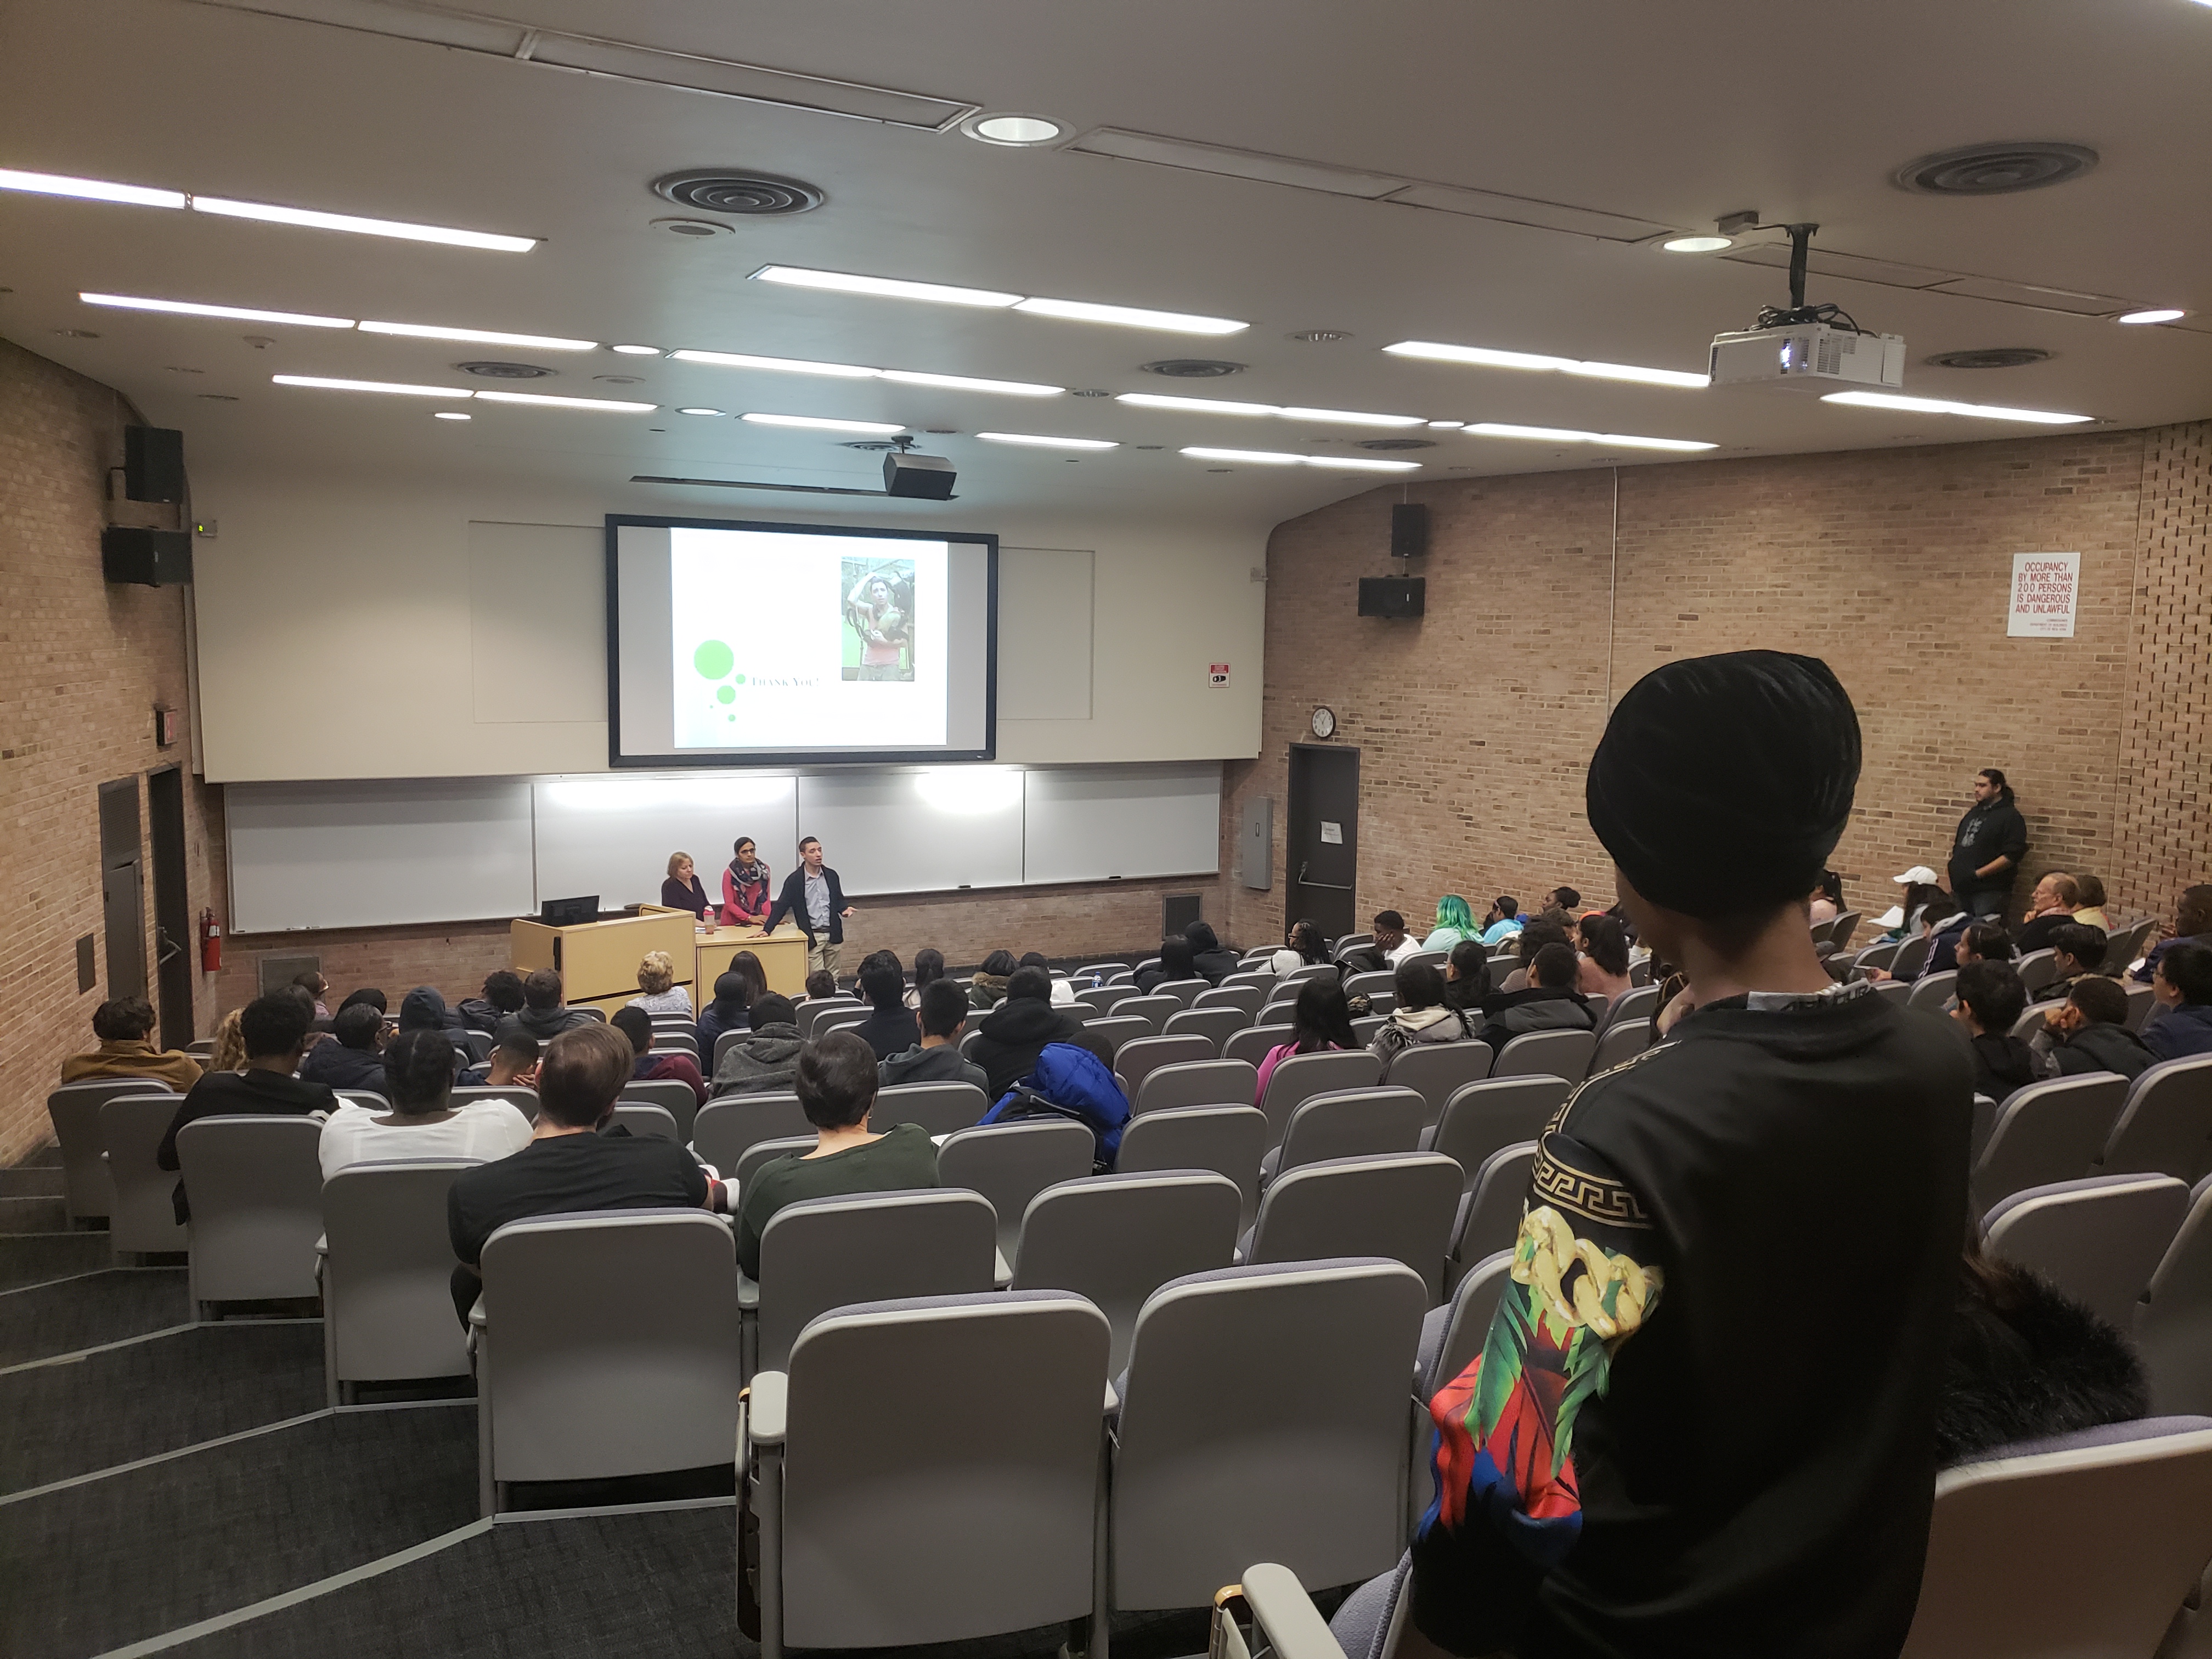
[{"xmin": 737, "ymin": 1028, "xmax": 939, "ymax": 1278}]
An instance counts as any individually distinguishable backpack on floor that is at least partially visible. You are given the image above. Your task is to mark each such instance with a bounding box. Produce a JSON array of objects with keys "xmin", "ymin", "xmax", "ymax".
[{"xmin": 982, "ymin": 1040, "xmax": 1130, "ymax": 1167}]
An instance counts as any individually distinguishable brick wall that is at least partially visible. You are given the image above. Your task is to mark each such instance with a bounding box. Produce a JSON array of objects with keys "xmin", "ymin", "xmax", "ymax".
[
  {"xmin": 0, "ymin": 338, "xmax": 222, "ymax": 1166},
  {"xmin": 1225, "ymin": 423, "xmax": 2210, "ymax": 949}
]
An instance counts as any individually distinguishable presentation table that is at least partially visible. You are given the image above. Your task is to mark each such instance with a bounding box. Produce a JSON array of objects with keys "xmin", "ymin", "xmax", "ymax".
[
  {"xmin": 687, "ymin": 920, "xmax": 812, "ymax": 999},
  {"xmin": 509, "ymin": 908, "xmax": 701, "ymax": 1015}
]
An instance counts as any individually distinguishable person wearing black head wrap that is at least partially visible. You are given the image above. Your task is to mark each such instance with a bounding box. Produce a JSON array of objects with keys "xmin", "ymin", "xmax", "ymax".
[{"xmin": 1409, "ymin": 650, "xmax": 1971, "ymax": 1659}]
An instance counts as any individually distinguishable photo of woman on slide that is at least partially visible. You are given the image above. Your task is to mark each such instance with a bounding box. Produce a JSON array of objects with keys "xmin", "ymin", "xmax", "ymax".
[{"xmin": 842, "ymin": 558, "xmax": 915, "ymax": 682}]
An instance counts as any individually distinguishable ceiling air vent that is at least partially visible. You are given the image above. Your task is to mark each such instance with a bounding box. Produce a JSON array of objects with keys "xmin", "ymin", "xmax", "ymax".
[
  {"xmin": 652, "ymin": 171, "xmax": 825, "ymax": 216},
  {"xmin": 1356, "ymin": 438, "xmax": 1436, "ymax": 451},
  {"xmin": 458, "ymin": 361, "xmax": 558, "ymax": 379},
  {"xmin": 1141, "ymin": 359, "xmax": 1248, "ymax": 377},
  {"xmin": 1923, "ymin": 347, "xmax": 2053, "ymax": 369},
  {"xmin": 1894, "ymin": 143, "xmax": 2097, "ymax": 195}
]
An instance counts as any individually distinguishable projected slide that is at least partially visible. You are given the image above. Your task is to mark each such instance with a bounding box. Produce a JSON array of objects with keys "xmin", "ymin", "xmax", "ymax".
[{"xmin": 609, "ymin": 515, "xmax": 996, "ymax": 768}]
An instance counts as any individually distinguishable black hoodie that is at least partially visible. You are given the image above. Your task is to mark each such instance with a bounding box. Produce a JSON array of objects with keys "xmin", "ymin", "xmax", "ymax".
[
  {"xmin": 1183, "ymin": 921, "xmax": 1240, "ymax": 986},
  {"xmin": 1949, "ymin": 791, "xmax": 2029, "ymax": 902},
  {"xmin": 968, "ymin": 996, "xmax": 1085, "ymax": 1101}
]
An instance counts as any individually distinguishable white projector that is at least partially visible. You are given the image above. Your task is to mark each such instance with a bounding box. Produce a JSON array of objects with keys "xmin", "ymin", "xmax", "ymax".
[{"xmin": 1709, "ymin": 324, "xmax": 1905, "ymax": 392}]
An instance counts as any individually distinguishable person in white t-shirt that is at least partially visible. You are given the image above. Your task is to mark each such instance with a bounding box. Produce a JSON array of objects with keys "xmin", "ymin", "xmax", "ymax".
[{"xmin": 319, "ymin": 1028, "xmax": 533, "ymax": 1180}]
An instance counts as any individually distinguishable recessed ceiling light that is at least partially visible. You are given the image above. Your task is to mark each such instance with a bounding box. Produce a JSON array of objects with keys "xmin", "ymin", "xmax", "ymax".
[
  {"xmin": 753, "ymin": 264, "xmax": 1020, "ymax": 308},
  {"xmin": 1820, "ymin": 390, "xmax": 2091, "ymax": 424},
  {"xmin": 2114, "ymin": 308, "xmax": 2186, "ymax": 325},
  {"xmin": 673, "ymin": 348, "xmax": 877, "ymax": 378},
  {"xmin": 0, "ymin": 167, "xmax": 185, "ymax": 208},
  {"xmin": 1465, "ymin": 421, "xmax": 1717, "ymax": 452},
  {"xmin": 1385, "ymin": 338, "xmax": 1709, "ymax": 389},
  {"xmin": 610, "ymin": 343, "xmax": 663, "ymax": 355},
  {"xmin": 654, "ymin": 218, "xmax": 733, "ymax": 238},
  {"xmin": 475, "ymin": 390, "xmax": 657, "ymax": 412},
  {"xmin": 433, "ymin": 410, "xmax": 472, "ymax": 420},
  {"xmin": 1660, "ymin": 235, "xmax": 1735, "ymax": 253},
  {"xmin": 1116, "ymin": 392, "xmax": 1277, "ymax": 417},
  {"xmin": 1279, "ymin": 406, "xmax": 1425, "ymax": 428},
  {"xmin": 273, "ymin": 374, "xmax": 468, "ymax": 397},
  {"xmin": 878, "ymin": 368, "xmax": 1063, "ymax": 396},
  {"xmin": 676, "ymin": 407, "xmax": 724, "ymax": 416},
  {"xmin": 1014, "ymin": 296, "xmax": 1247, "ymax": 335},
  {"xmin": 191, "ymin": 195, "xmax": 535, "ymax": 251},
  {"xmin": 80, "ymin": 292, "xmax": 354, "ymax": 328},
  {"xmin": 360, "ymin": 320, "xmax": 596, "ymax": 351},
  {"xmin": 1182, "ymin": 447, "xmax": 1306, "ymax": 466},
  {"xmin": 741, "ymin": 411, "xmax": 907, "ymax": 433},
  {"xmin": 964, "ymin": 112, "xmax": 1066, "ymax": 146},
  {"xmin": 976, "ymin": 432, "xmax": 1118, "ymax": 449}
]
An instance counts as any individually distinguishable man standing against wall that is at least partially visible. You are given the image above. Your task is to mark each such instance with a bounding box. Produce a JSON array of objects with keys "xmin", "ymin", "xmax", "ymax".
[
  {"xmin": 1948, "ymin": 768, "xmax": 2029, "ymax": 920},
  {"xmin": 765, "ymin": 835, "xmax": 856, "ymax": 981}
]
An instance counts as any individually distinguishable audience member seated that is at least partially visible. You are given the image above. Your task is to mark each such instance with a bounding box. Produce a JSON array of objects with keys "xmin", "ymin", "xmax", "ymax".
[
  {"xmin": 968, "ymin": 967, "xmax": 1085, "ymax": 1101},
  {"xmin": 709, "ymin": 993, "xmax": 805, "ymax": 1096},
  {"xmin": 850, "ymin": 950, "xmax": 921, "ymax": 1059},
  {"xmin": 1183, "ymin": 919, "xmax": 1239, "ymax": 985},
  {"xmin": 2071, "ymin": 873, "xmax": 2112, "ymax": 931},
  {"xmin": 1135, "ymin": 934, "xmax": 1195, "ymax": 994},
  {"xmin": 1878, "ymin": 868, "xmax": 1946, "ymax": 939},
  {"xmin": 1956, "ymin": 918, "xmax": 2014, "ymax": 969},
  {"xmin": 457, "ymin": 969, "xmax": 524, "ymax": 1036},
  {"xmin": 1421, "ymin": 895, "xmax": 1479, "ymax": 953},
  {"xmin": 736, "ymin": 1030, "xmax": 939, "ymax": 1279},
  {"xmin": 157, "ymin": 994, "xmax": 337, "ymax": 1222},
  {"xmin": 2028, "ymin": 923, "xmax": 2109, "ymax": 1007},
  {"xmin": 1019, "ymin": 950, "xmax": 1080, "ymax": 1005},
  {"xmin": 298, "ymin": 1001, "xmax": 392, "ymax": 1091},
  {"xmin": 1498, "ymin": 914, "xmax": 1570, "ymax": 978},
  {"xmin": 1541, "ymin": 884, "xmax": 1582, "ymax": 915},
  {"xmin": 968, "ymin": 949, "xmax": 1018, "ymax": 1009},
  {"xmin": 1372, "ymin": 961, "xmax": 1471, "ymax": 1063},
  {"xmin": 694, "ymin": 972, "xmax": 753, "ymax": 1054},
  {"xmin": 1255, "ymin": 980, "xmax": 1357, "ymax": 1099},
  {"xmin": 1474, "ymin": 943, "xmax": 1596, "ymax": 1052},
  {"xmin": 1340, "ymin": 910, "xmax": 1418, "ymax": 974},
  {"xmin": 397, "ymin": 985, "xmax": 467, "ymax": 1039},
  {"xmin": 1953, "ymin": 961, "xmax": 2035, "ymax": 1102},
  {"xmin": 2143, "ymin": 941, "xmax": 2212, "ymax": 1060},
  {"xmin": 609, "ymin": 1006, "xmax": 708, "ymax": 1104},
  {"xmin": 445, "ymin": 1023, "xmax": 717, "ymax": 1321},
  {"xmin": 904, "ymin": 946, "xmax": 946, "ymax": 1010},
  {"xmin": 1442, "ymin": 939, "xmax": 1492, "ymax": 1020},
  {"xmin": 2014, "ymin": 871, "xmax": 2081, "ymax": 955},
  {"xmin": 459, "ymin": 1029, "xmax": 539, "ymax": 1090},
  {"xmin": 1576, "ymin": 915, "xmax": 1633, "ymax": 1007},
  {"xmin": 1478, "ymin": 895, "xmax": 1525, "ymax": 947},
  {"xmin": 60, "ymin": 996, "xmax": 202, "ymax": 1092},
  {"xmin": 497, "ymin": 969, "xmax": 596, "ymax": 1043},
  {"xmin": 1914, "ymin": 905, "xmax": 1977, "ymax": 979},
  {"xmin": 1270, "ymin": 917, "xmax": 1328, "ymax": 977},
  {"xmin": 1807, "ymin": 870, "xmax": 1842, "ymax": 926},
  {"xmin": 879, "ymin": 979, "xmax": 991, "ymax": 1090},
  {"xmin": 319, "ymin": 1028, "xmax": 533, "ymax": 1179},
  {"xmin": 293, "ymin": 971, "xmax": 331, "ymax": 1022},
  {"xmin": 627, "ymin": 950, "xmax": 692, "ymax": 1017},
  {"xmin": 800, "ymin": 969, "xmax": 839, "ymax": 1003},
  {"xmin": 2134, "ymin": 884, "xmax": 2212, "ymax": 986},
  {"xmin": 206, "ymin": 1008, "xmax": 246, "ymax": 1073},
  {"xmin": 1936, "ymin": 1224, "xmax": 2147, "ymax": 1466},
  {"xmin": 2029, "ymin": 976, "xmax": 2156, "ymax": 1083}
]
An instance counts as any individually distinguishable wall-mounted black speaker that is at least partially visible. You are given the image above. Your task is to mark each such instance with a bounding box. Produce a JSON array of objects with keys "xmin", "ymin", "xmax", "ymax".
[
  {"xmin": 102, "ymin": 526, "xmax": 194, "ymax": 587},
  {"xmin": 124, "ymin": 426, "xmax": 186, "ymax": 503},
  {"xmin": 1358, "ymin": 576, "xmax": 1425, "ymax": 619},
  {"xmin": 1390, "ymin": 501, "xmax": 1429, "ymax": 558}
]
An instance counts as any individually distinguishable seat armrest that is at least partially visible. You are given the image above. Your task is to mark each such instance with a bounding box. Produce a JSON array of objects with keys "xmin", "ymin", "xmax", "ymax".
[
  {"xmin": 314, "ymin": 1233, "xmax": 329, "ymax": 1256},
  {"xmin": 994, "ymin": 1246, "xmax": 1012, "ymax": 1290},
  {"xmin": 1239, "ymin": 1562, "xmax": 1347, "ymax": 1659},
  {"xmin": 737, "ymin": 1273, "xmax": 760, "ymax": 1309},
  {"xmin": 467, "ymin": 1295, "xmax": 488, "ymax": 1330},
  {"xmin": 746, "ymin": 1372, "xmax": 787, "ymax": 1446},
  {"xmin": 1103, "ymin": 1380, "xmax": 1119, "ymax": 1415}
]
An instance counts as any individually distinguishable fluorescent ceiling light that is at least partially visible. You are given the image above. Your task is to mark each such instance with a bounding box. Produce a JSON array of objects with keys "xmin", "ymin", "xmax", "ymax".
[
  {"xmin": 676, "ymin": 407, "xmax": 724, "ymax": 416},
  {"xmin": 1181, "ymin": 447, "xmax": 1307, "ymax": 465},
  {"xmin": 1426, "ymin": 420, "xmax": 1465, "ymax": 428},
  {"xmin": 1308, "ymin": 455, "xmax": 1423, "ymax": 471},
  {"xmin": 1013, "ymin": 296, "xmax": 1246, "ymax": 335},
  {"xmin": 433, "ymin": 410, "xmax": 471, "ymax": 420},
  {"xmin": 611, "ymin": 343, "xmax": 662, "ymax": 355},
  {"xmin": 475, "ymin": 390, "xmax": 657, "ymax": 411},
  {"xmin": 1386, "ymin": 338, "xmax": 1708, "ymax": 389},
  {"xmin": 1116, "ymin": 392, "xmax": 1278, "ymax": 417},
  {"xmin": 2114, "ymin": 308, "xmax": 2186, "ymax": 325},
  {"xmin": 976, "ymin": 432, "xmax": 1118, "ymax": 449},
  {"xmin": 1465, "ymin": 421, "xmax": 1717, "ymax": 452},
  {"xmin": 191, "ymin": 195, "xmax": 536, "ymax": 252},
  {"xmin": 752, "ymin": 264, "xmax": 1020, "ymax": 308},
  {"xmin": 0, "ymin": 167, "xmax": 185, "ymax": 208},
  {"xmin": 1661, "ymin": 235, "xmax": 1735, "ymax": 253},
  {"xmin": 673, "ymin": 348, "xmax": 876, "ymax": 378},
  {"xmin": 80, "ymin": 292, "xmax": 353, "ymax": 328},
  {"xmin": 359, "ymin": 320, "xmax": 595, "ymax": 351},
  {"xmin": 1820, "ymin": 390, "xmax": 2091, "ymax": 425},
  {"xmin": 273, "ymin": 374, "xmax": 467, "ymax": 397},
  {"xmin": 878, "ymin": 368, "xmax": 1064, "ymax": 397},
  {"xmin": 741, "ymin": 411, "xmax": 906, "ymax": 433},
  {"xmin": 1279, "ymin": 405, "xmax": 1425, "ymax": 427}
]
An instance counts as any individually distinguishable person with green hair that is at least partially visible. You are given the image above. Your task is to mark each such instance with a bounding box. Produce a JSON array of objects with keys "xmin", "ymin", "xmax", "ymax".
[{"xmin": 1421, "ymin": 894, "xmax": 1477, "ymax": 953}]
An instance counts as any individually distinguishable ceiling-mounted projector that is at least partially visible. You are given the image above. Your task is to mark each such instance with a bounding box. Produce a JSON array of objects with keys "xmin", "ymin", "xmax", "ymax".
[{"xmin": 1708, "ymin": 221, "xmax": 1904, "ymax": 392}]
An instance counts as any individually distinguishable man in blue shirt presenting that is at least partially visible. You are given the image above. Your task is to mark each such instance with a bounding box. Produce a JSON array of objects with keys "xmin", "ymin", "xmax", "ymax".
[{"xmin": 764, "ymin": 835, "xmax": 857, "ymax": 982}]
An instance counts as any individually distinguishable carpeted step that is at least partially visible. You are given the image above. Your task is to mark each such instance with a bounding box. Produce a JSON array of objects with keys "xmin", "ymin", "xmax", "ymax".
[
  {"xmin": 0, "ymin": 1194, "xmax": 72, "ymax": 1233},
  {"xmin": 0, "ymin": 1165, "xmax": 68, "ymax": 1197}
]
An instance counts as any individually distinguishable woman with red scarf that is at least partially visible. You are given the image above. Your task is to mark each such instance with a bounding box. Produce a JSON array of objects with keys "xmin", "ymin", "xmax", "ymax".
[{"xmin": 721, "ymin": 837, "xmax": 772, "ymax": 928}]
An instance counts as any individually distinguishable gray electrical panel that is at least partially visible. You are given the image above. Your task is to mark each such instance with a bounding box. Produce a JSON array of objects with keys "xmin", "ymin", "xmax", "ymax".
[{"xmin": 1239, "ymin": 795, "xmax": 1273, "ymax": 890}]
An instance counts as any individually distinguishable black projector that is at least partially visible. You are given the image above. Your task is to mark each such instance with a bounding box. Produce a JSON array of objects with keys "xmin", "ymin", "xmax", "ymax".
[{"xmin": 883, "ymin": 451, "xmax": 956, "ymax": 499}]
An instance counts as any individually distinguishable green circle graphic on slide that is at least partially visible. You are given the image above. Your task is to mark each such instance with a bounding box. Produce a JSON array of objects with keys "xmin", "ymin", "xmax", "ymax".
[
  {"xmin": 716, "ymin": 686, "xmax": 735, "ymax": 704},
  {"xmin": 693, "ymin": 640, "xmax": 734, "ymax": 679}
]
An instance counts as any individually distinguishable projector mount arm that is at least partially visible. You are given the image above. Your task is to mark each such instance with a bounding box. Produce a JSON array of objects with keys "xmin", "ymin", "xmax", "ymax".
[{"xmin": 1746, "ymin": 221, "xmax": 1869, "ymax": 335}]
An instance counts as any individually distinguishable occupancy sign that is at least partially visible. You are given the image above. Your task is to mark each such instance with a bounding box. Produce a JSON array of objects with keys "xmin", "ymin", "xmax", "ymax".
[{"xmin": 2007, "ymin": 552, "xmax": 2080, "ymax": 639}]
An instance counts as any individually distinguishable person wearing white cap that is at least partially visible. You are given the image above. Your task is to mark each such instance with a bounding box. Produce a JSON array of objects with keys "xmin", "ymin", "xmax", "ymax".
[{"xmin": 1875, "ymin": 865, "xmax": 1944, "ymax": 935}]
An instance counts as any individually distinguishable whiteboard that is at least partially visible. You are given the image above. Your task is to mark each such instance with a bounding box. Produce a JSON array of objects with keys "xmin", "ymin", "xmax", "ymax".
[
  {"xmin": 1023, "ymin": 764, "xmax": 1221, "ymax": 885},
  {"xmin": 795, "ymin": 768, "xmax": 1026, "ymax": 896},
  {"xmin": 533, "ymin": 774, "xmax": 799, "ymax": 909},
  {"xmin": 227, "ymin": 778, "xmax": 534, "ymax": 933}
]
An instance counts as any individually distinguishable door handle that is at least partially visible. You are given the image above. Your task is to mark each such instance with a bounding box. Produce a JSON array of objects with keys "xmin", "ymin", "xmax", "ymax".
[
  {"xmin": 1296, "ymin": 862, "xmax": 1353, "ymax": 891},
  {"xmin": 155, "ymin": 926, "xmax": 183, "ymax": 967}
]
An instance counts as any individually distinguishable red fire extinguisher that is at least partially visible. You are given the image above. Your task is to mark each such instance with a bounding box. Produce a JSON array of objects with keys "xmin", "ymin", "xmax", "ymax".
[{"xmin": 200, "ymin": 908, "xmax": 222, "ymax": 974}]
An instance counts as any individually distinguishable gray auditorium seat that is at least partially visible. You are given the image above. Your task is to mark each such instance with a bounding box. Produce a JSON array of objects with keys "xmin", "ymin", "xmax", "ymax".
[
  {"xmin": 319, "ymin": 1158, "xmax": 475, "ymax": 1403},
  {"xmin": 451, "ymin": 1085, "xmax": 538, "ymax": 1124},
  {"xmin": 1908, "ymin": 970, "xmax": 1958, "ymax": 1012},
  {"xmin": 1132, "ymin": 1058, "xmax": 1260, "ymax": 1115},
  {"xmin": 1114, "ymin": 1034, "xmax": 1216, "ymax": 1097},
  {"xmin": 1117, "ymin": 1105, "xmax": 1268, "ymax": 1233},
  {"xmin": 693, "ymin": 1092, "xmax": 811, "ymax": 1175},
  {"xmin": 1108, "ymin": 994, "xmax": 1183, "ymax": 1035},
  {"xmin": 1264, "ymin": 1087, "xmax": 1426, "ymax": 1184},
  {"xmin": 1151, "ymin": 977, "xmax": 1211, "ymax": 1008},
  {"xmin": 938, "ymin": 1119, "xmax": 1097, "ymax": 1263},
  {"xmin": 1245, "ymin": 1153, "xmax": 1462, "ymax": 1301},
  {"xmin": 1983, "ymin": 1172, "xmax": 2191, "ymax": 1327},
  {"xmin": 1256, "ymin": 1049, "xmax": 1384, "ymax": 1149},
  {"xmin": 1585, "ymin": 1017, "xmax": 1653, "ymax": 1076},
  {"xmin": 620, "ymin": 1077, "xmax": 701, "ymax": 1139},
  {"xmin": 1194, "ymin": 985, "xmax": 1265, "ymax": 1019},
  {"xmin": 1164, "ymin": 1006, "xmax": 1246, "ymax": 1053},
  {"xmin": 2098, "ymin": 1055, "xmax": 2212, "ymax": 1182},
  {"xmin": 1384, "ymin": 1043, "xmax": 1494, "ymax": 1125},
  {"xmin": 606, "ymin": 1102, "xmax": 680, "ymax": 1142},
  {"xmin": 99, "ymin": 1091, "xmax": 190, "ymax": 1256},
  {"xmin": 1491, "ymin": 1028, "xmax": 1597, "ymax": 1083},
  {"xmin": 1595, "ymin": 981, "xmax": 1662, "ymax": 1034},
  {"xmin": 1224, "ymin": 1023, "xmax": 1296, "ymax": 1068},
  {"xmin": 1424, "ymin": 1076, "xmax": 1570, "ymax": 1180},
  {"xmin": 47, "ymin": 1077, "xmax": 167, "ymax": 1223},
  {"xmin": 873, "ymin": 1080, "xmax": 989, "ymax": 1136},
  {"xmin": 1082, "ymin": 1015, "xmax": 1155, "ymax": 1057},
  {"xmin": 1970, "ymin": 1073, "xmax": 2129, "ymax": 1213},
  {"xmin": 731, "ymin": 1135, "xmax": 814, "ymax": 1201},
  {"xmin": 714, "ymin": 1029, "xmax": 748, "ymax": 1070},
  {"xmin": 2015, "ymin": 948, "xmax": 2059, "ymax": 996},
  {"xmin": 1446, "ymin": 1142, "xmax": 1538, "ymax": 1291},
  {"xmin": 175, "ymin": 1114, "xmax": 326, "ymax": 1312},
  {"xmin": 795, "ymin": 998, "xmax": 862, "ymax": 1038},
  {"xmin": 2137, "ymin": 1176, "xmax": 2212, "ymax": 1417}
]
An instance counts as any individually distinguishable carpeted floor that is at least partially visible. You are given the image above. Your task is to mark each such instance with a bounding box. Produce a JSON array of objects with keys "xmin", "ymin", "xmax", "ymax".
[
  {"xmin": 0, "ymin": 1233, "xmax": 116, "ymax": 1293},
  {"xmin": 0, "ymin": 1266, "xmax": 192, "ymax": 1366}
]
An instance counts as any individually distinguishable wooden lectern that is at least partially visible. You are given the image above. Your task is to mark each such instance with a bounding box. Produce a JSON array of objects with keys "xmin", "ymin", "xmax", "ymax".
[{"xmin": 509, "ymin": 909, "xmax": 702, "ymax": 1015}]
